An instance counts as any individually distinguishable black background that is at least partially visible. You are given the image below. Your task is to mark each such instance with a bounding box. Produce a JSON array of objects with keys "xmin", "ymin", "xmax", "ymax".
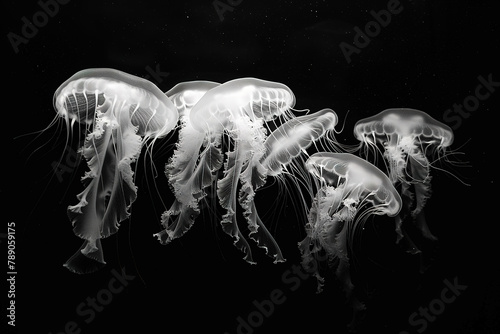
[{"xmin": 3, "ymin": 1, "xmax": 499, "ymax": 333}]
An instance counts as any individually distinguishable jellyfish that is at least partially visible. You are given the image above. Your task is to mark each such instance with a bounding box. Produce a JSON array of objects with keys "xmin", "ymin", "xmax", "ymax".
[
  {"xmin": 53, "ymin": 68, "xmax": 178, "ymax": 273},
  {"xmin": 298, "ymin": 152, "xmax": 402, "ymax": 313},
  {"xmin": 353, "ymin": 108, "xmax": 454, "ymax": 250},
  {"xmin": 156, "ymin": 77, "xmax": 304, "ymax": 264}
]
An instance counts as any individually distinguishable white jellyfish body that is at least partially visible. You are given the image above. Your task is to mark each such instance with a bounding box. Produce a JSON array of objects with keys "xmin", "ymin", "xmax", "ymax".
[
  {"xmin": 156, "ymin": 77, "xmax": 297, "ymax": 264},
  {"xmin": 189, "ymin": 77, "xmax": 296, "ymax": 133},
  {"xmin": 54, "ymin": 68, "xmax": 178, "ymax": 273},
  {"xmin": 299, "ymin": 152, "xmax": 401, "ymax": 311},
  {"xmin": 353, "ymin": 108, "xmax": 454, "ymax": 247},
  {"xmin": 260, "ymin": 108, "xmax": 339, "ymax": 176}
]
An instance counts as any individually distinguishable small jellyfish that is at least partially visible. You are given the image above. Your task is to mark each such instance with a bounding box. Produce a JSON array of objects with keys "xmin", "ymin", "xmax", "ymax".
[
  {"xmin": 54, "ymin": 68, "xmax": 178, "ymax": 273},
  {"xmin": 353, "ymin": 108, "xmax": 454, "ymax": 250},
  {"xmin": 155, "ymin": 77, "xmax": 298, "ymax": 263},
  {"xmin": 299, "ymin": 152, "xmax": 401, "ymax": 313},
  {"xmin": 260, "ymin": 108, "xmax": 340, "ymax": 178}
]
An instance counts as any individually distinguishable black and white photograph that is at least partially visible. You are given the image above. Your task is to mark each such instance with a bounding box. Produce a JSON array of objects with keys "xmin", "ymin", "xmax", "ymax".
[{"xmin": 4, "ymin": 1, "xmax": 498, "ymax": 333}]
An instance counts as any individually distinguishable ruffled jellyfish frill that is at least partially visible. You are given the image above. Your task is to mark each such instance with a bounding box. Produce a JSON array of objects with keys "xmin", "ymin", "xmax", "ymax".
[
  {"xmin": 54, "ymin": 68, "xmax": 178, "ymax": 273},
  {"xmin": 353, "ymin": 108, "xmax": 454, "ymax": 250},
  {"xmin": 155, "ymin": 80, "xmax": 222, "ymax": 246},
  {"xmin": 299, "ymin": 152, "xmax": 401, "ymax": 312}
]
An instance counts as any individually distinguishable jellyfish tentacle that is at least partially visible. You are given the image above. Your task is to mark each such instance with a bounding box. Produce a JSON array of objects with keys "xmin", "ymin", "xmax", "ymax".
[
  {"xmin": 407, "ymin": 150, "xmax": 432, "ymax": 216},
  {"xmin": 67, "ymin": 100, "xmax": 142, "ymax": 267},
  {"xmin": 101, "ymin": 105, "xmax": 142, "ymax": 237},
  {"xmin": 166, "ymin": 117, "xmax": 207, "ymax": 207},
  {"xmin": 218, "ymin": 142, "xmax": 256, "ymax": 263},
  {"xmin": 300, "ymin": 185, "xmax": 347, "ymax": 292},
  {"xmin": 406, "ymin": 148, "xmax": 437, "ymax": 241},
  {"xmin": 156, "ymin": 203, "xmax": 200, "ymax": 244},
  {"xmin": 299, "ymin": 192, "xmax": 326, "ymax": 293},
  {"xmin": 157, "ymin": 120, "xmax": 223, "ymax": 243},
  {"xmin": 239, "ymin": 159, "xmax": 285, "ymax": 262},
  {"xmin": 247, "ymin": 202, "xmax": 286, "ymax": 263},
  {"xmin": 157, "ymin": 138, "xmax": 224, "ymax": 243},
  {"xmin": 68, "ymin": 113, "xmax": 114, "ymax": 258},
  {"xmin": 217, "ymin": 114, "xmax": 272, "ymax": 263},
  {"xmin": 234, "ymin": 118, "xmax": 286, "ymax": 263}
]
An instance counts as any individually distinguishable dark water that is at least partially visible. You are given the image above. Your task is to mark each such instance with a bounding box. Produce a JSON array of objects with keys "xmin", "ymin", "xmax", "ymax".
[{"xmin": 4, "ymin": 1, "xmax": 499, "ymax": 333}]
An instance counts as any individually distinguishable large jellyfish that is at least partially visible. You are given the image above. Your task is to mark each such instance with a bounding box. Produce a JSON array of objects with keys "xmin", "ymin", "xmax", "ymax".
[
  {"xmin": 155, "ymin": 77, "xmax": 296, "ymax": 263},
  {"xmin": 353, "ymin": 108, "xmax": 454, "ymax": 251},
  {"xmin": 53, "ymin": 68, "xmax": 178, "ymax": 273},
  {"xmin": 299, "ymin": 152, "xmax": 401, "ymax": 313}
]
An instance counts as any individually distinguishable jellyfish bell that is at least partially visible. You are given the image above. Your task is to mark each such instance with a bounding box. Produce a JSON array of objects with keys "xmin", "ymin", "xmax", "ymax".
[
  {"xmin": 189, "ymin": 77, "xmax": 296, "ymax": 134},
  {"xmin": 354, "ymin": 108, "xmax": 454, "ymax": 159},
  {"xmin": 54, "ymin": 68, "xmax": 178, "ymax": 274},
  {"xmin": 353, "ymin": 108, "xmax": 454, "ymax": 182},
  {"xmin": 54, "ymin": 68, "xmax": 177, "ymax": 139},
  {"xmin": 353, "ymin": 108, "xmax": 455, "ymax": 246},
  {"xmin": 305, "ymin": 152, "xmax": 402, "ymax": 217},
  {"xmin": 299, "ymin": 152, "xmax": 401, "ymax": 314},
  {"xmin": 260, "ymin": 108, "xmax": 339, "ymax": 177},
  {"xmin": 165, "ymin": 80, "xmax": 220, "ymax": 118}
]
